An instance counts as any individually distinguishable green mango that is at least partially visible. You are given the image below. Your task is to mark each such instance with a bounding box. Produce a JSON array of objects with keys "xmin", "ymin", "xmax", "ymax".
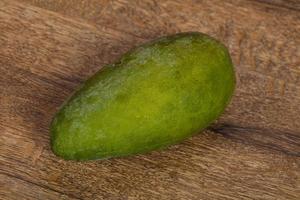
[{"xmin": 50, "ymin": 32, "xmax": 235, "ymax": 161}]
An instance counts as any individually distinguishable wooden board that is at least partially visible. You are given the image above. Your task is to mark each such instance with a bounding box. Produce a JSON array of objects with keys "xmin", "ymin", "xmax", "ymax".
[{"xmin": 1, "ymin": 0, "xmax": 299, "ymax": 199}]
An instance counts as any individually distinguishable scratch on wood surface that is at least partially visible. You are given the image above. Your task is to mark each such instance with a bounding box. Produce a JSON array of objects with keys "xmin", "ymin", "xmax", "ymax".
[
  {"xmin": 266, "ymin": 77, "xmax": 275, "ymax": 96},
  {"xmin": 31, "ymin": 145, "xmax": 44, "ymax": 164},
  {"xmin": 278, "ymin": 79, "xmax": 286, "ymax": 96}
]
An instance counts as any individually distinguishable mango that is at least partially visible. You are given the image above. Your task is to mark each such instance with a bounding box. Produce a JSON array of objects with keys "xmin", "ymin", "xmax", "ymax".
[{"xmin": 50, "ymin": 32, "xmax": 235, "ymax": 160}]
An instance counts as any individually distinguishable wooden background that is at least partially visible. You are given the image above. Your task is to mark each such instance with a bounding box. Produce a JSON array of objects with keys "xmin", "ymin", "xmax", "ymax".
[{"xmin": 1, "ymin": 0, "xmax": 299, "ymax": 199}]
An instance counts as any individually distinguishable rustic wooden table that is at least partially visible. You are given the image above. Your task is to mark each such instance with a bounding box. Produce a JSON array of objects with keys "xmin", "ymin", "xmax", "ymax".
[{"xmin": 1, "ymin": 0, "xmax": 299, "ymax": 199}]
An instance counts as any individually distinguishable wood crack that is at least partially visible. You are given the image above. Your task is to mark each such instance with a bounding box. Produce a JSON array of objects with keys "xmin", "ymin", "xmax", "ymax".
[
  {"xmin": 0, "ymin": 171, "xmax": 83, "ymax": 200},
  {"xmin": 209, "ymin": 123, "xmax": 300, "ymax": 157},
  {"xmin": 247, "ymin": 0, "xmax": 300, "ymax": 12}
]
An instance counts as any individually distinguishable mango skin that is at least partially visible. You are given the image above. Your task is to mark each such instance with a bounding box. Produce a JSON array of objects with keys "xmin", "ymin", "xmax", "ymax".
[{"xmin": 50, "ymin": 32, "xmax": 235, "ymax": 161}]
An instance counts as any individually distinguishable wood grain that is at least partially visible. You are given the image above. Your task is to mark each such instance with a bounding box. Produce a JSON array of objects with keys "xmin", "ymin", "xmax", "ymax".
[
  {"xmin": 251, "ymin": 0, "xmax": 300, "ymax": 11},
  {"xmin": 1, "ymin": 0, "xmax": 300, "ymax": 199}
]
